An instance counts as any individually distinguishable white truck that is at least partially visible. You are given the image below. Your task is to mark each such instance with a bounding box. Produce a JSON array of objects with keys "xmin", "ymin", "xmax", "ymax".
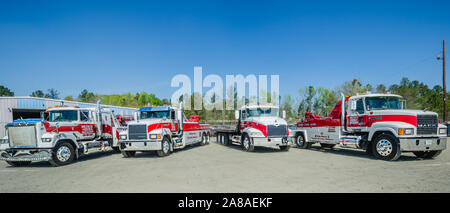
[
  {"xmin": 118, "ymin": 105, "xmax": 211, "ymax": 157},
  {"xmin": 291, "ymin": 93, "xmax": 447, "ymax": 161},
  {"xmin": 0, "ymin": 103, "xmax": 124, "ymax": 166},
  {"xmin": 215, "ymin": 105, "xmax": 290, "ymax": 151}
]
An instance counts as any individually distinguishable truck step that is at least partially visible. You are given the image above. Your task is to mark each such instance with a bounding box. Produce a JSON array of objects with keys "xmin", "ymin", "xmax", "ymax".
[{"xmin": 339, "ymin": 136, "xmax": 361, "ymax": 148}]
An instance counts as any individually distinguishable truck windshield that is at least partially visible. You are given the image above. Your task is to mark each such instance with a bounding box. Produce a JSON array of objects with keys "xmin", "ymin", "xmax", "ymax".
[
  {"xmin": 141, "ymin": 111, "xmax": 170, "ymax": 119},
  {"xmin": 365, "ymin": 97, "xmax": 402, "ymax": 110},
  {"xmin": 48, "ymin": 110, "xmax": 78, "ymax": 122},
  {"xmin": 246, "ymin": 108, "xmax": 279, "ymax": 117}
]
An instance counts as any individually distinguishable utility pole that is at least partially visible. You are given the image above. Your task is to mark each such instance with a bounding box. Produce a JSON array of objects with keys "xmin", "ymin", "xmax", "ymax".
[
  {"xmin": 444, "ymin": 40, "xmax": 447, "ymax": 123},
  {"xmin": 438, "ymin": 40, "xmax": 447, "ymax": 122}
]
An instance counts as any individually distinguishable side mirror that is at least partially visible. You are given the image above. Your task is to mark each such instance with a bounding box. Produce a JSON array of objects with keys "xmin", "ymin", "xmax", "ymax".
[
  {"xmin": 282, "ymin": 110, "xmax": 286, "ymax": 119},
  {"xmin": 40, "ymin": 111, "xmax": 45, "ymax": 119},
  {"xmin": 134, "ymin": 111, "xmax": 139, "ymax": 122},
  {"xmin": 350, "ymin": 100, "xmax": 357, "ymax": 110},
  {"xmin": 235, "ymin": 110, "xmax": 240, "ymax": 120}
]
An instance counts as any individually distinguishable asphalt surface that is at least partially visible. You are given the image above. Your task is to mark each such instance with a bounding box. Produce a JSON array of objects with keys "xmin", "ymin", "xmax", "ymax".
[{"xmin": 1, "ymin": 138, "xmax": 449, "ymax": 192}]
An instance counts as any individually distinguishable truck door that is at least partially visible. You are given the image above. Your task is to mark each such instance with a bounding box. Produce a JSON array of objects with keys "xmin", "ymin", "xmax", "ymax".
[{"xmin": 347, "ymin": 98, "xmax": 366, "ymax": 131}]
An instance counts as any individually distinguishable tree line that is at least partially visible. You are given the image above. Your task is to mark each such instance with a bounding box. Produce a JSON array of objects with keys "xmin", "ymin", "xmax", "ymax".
[{"xmin": 1, "ymin": 77, "xmax": 449, "ymax": 122}]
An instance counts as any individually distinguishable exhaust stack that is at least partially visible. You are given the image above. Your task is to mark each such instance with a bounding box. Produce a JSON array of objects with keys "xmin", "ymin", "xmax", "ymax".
[{"xmin": 341, "ymin": 93, "xmax": 345, "ymax": 128}]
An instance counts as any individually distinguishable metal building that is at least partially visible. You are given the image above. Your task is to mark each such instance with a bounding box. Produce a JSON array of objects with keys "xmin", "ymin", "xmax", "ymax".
[{"xmin": 0, "ymin": 96, "xmax": 137, "ymax": 138}]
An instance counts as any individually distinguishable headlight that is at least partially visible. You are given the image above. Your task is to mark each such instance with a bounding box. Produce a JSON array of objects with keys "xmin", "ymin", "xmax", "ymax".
[
  {"xmin": 120, "ymin": 135, "xmax": 127, "ymax": 140},
  {"xmin": 41, "ymin": 138, "xmax": 52, "ymax": 142},
  {"xmin": 149, "ymin": 134, "xmax": 161, "ymax": 139},
  {"xmin": 250, "ymin": 132, "xmax": 263, "ymax": 137},
  {"xmin": 439, "ymin": 128, "xmax": 447, "ymax": 135},
  {"xmin": 398, "ymin": 128, "xmax": 414, "ymax": 135}
]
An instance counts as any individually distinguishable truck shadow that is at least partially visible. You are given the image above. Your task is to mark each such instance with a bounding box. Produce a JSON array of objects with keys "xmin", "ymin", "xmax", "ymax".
[
  {"xmin": 6, "ymin": 150, "xmax": 120, "ymax": 168},
  {"xmin": 213, "ymin": 141, "xmax": 286, "ymax": 154},
  {"xmin": 129, "ymin": 143, "xmax": 208, "ymax": 158},
  {"xmin": 306, "ymin": 145, "xmax": 420, "ymax": 162}
]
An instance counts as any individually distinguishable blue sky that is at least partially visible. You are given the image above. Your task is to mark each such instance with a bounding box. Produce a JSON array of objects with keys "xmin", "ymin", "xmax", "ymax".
[{"xmin": 0, "ymin": 0, "xmax": 449, "ymax": 100}]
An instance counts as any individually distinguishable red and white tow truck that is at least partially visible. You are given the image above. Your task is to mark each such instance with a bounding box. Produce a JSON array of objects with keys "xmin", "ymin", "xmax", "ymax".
[
  {"xmin": 118, "ymin": 105, "xmax": 211, "ymax": 157},
  {"xmin": 290, "ymin": 93, "xmax": 447, "ymax": 161},
  {"xmin": 0, "ymin": 102, "xmax": 124, "ymax": 166}
]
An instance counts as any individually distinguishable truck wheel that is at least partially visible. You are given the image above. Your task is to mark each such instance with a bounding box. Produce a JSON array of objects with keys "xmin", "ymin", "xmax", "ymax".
[
  {"xmin": 279, "ymin": 145, "xmax": 290, "ymax": 151},
  {"xmin": 371, "ymin": 134, "xmax": 401, "ymax": 161},
  {"xmin": 413, "ymin": 150, "xmax": 442, "ymax": 159},
  {"xmin": 242, "ymin": 135, "xmax": 254, "ymax": 152},
  {"xmin": 200, "ymin": 133, "xmax": 207, "ymax": 146},
  {"xmin": 6, "ymin": 161, "xmax": 31, "ymax": 167},
  {"xmin": 157, "ymin": 137, "xmax": 171, "ymax": 157},
  {"xmin": 296, "ymin": 134, "xmax": 311, "ymax": 149},
  {"xmin": 108, "ymin": 139, "xmax": 120, "ymax": 153},
  {"xmin": 206, "ymin": 133, "xmax": 210, "ymax": 144},
  {"xmin": 49, "ymin": 142, "xmax": 76, "ymax": 166},
  {"xmin": 320, "ymin": 143, "xmax": 336, "ymax": 149},
  {"xmin": 121, "ymin": 151, "xmax": 136, "ymax": 158}
]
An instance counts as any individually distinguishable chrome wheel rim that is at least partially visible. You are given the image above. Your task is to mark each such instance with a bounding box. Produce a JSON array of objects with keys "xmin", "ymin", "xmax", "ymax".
[
  {"xmin": 297, "ymin": 136, "xmax": 304, "ymax": 147},
  {"xmin": 243, "ymin": 137, "xmax": 250, "ymax": 149},
  {"xmin": 56, "ymin": 146, "xmax": 71, "ymax": 162},
  {"xmin": 376, "ymin": 139, "xmax": 393, "ymax": 156},
  {"xmin": 163, "ymin": 140, "xmax": 170, "ymax": 154}
]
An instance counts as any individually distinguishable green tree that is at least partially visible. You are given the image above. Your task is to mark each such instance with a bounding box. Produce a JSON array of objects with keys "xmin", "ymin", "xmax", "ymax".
[
  {"xmin": 31, "ymin": 90, "xmax": 45, "ymax": 98},
  {"xmin": 44, "ymin": 88, "xmax": 59, "ymax": 99},
  {"xmin": 64, "ymin": 96, "xmax": 74, "ymax": 101},
  {"xmin": 78, "ymin": 89, "xmax": 98, "ymax": 103},
  {"xmin": 376, "ymin": 84, "xmax": 387, "ymax": 93},
  {"xmin": 0, "ymin": 85, "xmax": 14, "ymax": 96}
]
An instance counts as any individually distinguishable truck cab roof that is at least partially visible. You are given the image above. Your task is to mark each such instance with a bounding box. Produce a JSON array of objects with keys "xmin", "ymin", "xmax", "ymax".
[
  {"xmin": 240, "ymin": 105, "xmax": 279, "ymax": 110},
  {"xmin": 139, "ymin": 106, "xmax": 171, "ymax": 112},
  {"xmin": 349, "ymin": 93, "xmax": 402, "ymax": 100}
]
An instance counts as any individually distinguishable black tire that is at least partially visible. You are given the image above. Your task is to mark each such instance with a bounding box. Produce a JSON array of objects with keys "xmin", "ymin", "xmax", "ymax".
[
  {"xmin": 413, "ymin": 150, "xmax": 442, "ymax": 159},
  {"xmin": 121, "ymin": 151, "xmax": 136, "ymax": 158},
  {"xmin": 199, "ymin": 133, "xmax": 207, "ymax": 146},
  {"xmin": 6, "ymin": 161, "xmax": 31, "ymax": 167},
  {"xmin": 320, "ymin": 143, "xmax": 336, "ymax": 149},
  {"xmin": 112, "ymin": 146, "xmax": 120, "ymax": 152},
  {"xmin": 157, "ymin": 137, "xmax": 171, "ymax": 157},
  {"xmin": 371, "ymin": 134, "xmax": 401, "ymax": 161},
  {"xmin": 242, "ymin": 134, "xmax": 254, "ymax": 152},
  {"xmin": 295, "ymin": 134, "xmax": 311, "ymax": 149},
  {"xmin": 280, "ymin": 145, "xmax": 290, "ymax": 151},
  {"xmin": 206, "ymin": 133, "xmax": 210, "ymax": 144},
  {"xmin": 217, "ymin": 133, "xmax": 230, "ymax": 146},
  {"xmin": 49, "ymin": 142, "xmax": 76, "ymax": 166}
]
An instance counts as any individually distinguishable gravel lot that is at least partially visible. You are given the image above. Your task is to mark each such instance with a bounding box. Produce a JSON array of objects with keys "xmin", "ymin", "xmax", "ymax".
[{"xmin": 1, "ymin": 138, "xmax": 449, "ymax": 193}]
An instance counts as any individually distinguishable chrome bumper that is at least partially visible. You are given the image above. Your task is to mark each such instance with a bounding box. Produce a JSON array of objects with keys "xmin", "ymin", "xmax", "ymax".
[
  {"xmin": 119, "ymin": 140, "xmax": 162, "ymax": 151},
  {"xmin": 252, "ymin": 137, "xmax": 289, "ymax": 147},
  {"xmin": 399, "ymin": 137, "xmax": 447, "ymax": 152},
  {"xmin": 0, "ymin": 149, "xmax": 52, "ymax": 162}
]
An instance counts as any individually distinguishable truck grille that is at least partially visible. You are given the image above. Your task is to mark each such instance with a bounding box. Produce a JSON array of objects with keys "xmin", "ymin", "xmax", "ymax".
[
  {"xmin": 267, "ymin": 125, "xmax": 287, "ymax": 137},
  {"xmin": 8, "ymin": 126, "xmax": 37, "ymax": 147},
  {"xmin": 417, "ymin": 115, "xmax": 438, "ymax": 135},
  {"xmin": 128, "ymin": 124, "xmax": 147, "ymax": 140}
]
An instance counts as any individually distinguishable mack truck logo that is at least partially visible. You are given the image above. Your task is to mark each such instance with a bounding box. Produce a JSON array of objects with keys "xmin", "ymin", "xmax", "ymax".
[{"xmin": 418, "ymin": 124, "xmax": 436, "ymax": 128}]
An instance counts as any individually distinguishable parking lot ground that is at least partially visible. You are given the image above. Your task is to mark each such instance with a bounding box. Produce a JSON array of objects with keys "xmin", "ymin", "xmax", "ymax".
[{"xmin": 1, "ymin": 138, "xmax": 449, "ymax": 192}]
